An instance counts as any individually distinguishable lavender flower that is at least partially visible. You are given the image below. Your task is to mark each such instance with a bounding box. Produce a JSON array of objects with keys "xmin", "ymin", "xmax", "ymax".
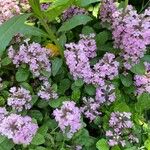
[
  {"xmin": 0, "ymin": 107, "xmax": 8, "ymax": 123},
  {"xmin": 106, "ymin": 112, "xmax": 138, "ymax": 147},
  {"xmin": 8, "ymin": 40, "xmax": 51, "ymax": 81},
  {"xmin": 81, "ymin": 97, "xmax": 101, "ymax": 122},
  {"xmin": 99, "ymin": 0, "xmax": 117, "ymax": 24},
  {"xmin": 93, "ymin": 53, "xmax": 119, "ymax": 80},
  {"xmin": 0, "ymin": 0, "xmax": 20, "ymax": 24},
  {"xmin": 62, "ymin": 6, "xmax": 87, "ymax": 21},
  {"xmin": 0, "ymin": 114, "xmax": 38, "ymax": 145},
  {"xmin": 95, "ymin": 83, "xmax": 116, "ymax": 105},
  {"xmin": 134, "ymin": 62, "xmax": 150, "ymax": 95},
  {"xmin": 53, "ymin": 101, "xmax": 82, "ymax": 138},
  {"xmin": 40, "ymin": 3, "xmax": 51, "ymax": 11},
  {"xmin": 38, "ymin": 81, "xmax": 58, "ymax": 101},
  {"xmin": 7, "ymin": 87, "xmax": 32, "ymax": 112}
]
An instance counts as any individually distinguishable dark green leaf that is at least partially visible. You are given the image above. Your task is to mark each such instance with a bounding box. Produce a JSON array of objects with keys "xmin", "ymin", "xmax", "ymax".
[
  {"xmin": 31, "ymin": 133, "xmax": 45, "ymax": 145},
  {"xmin": 52, "ymin": 58, "xmax": 63, "ymax": 76},
  {"xmin": 76, "ymin": 0, "xmax": 100, "ymax": 7},
  {"xmin": 29, "ymin": 110, "xmax": 43, "ymax": 122},
  {"xmin": 1, "ymin": 57, "xmax": 11, "ymax": 66},
  {"xmin": 120, "ymin": 74, "xmax": 133, "ymax": 87},
  {"xmin": 84, "ymin": 84, "xmax": 96, "ymax": 96},
  {"xmin": 0, "ymin": 138, "xmax": 14, "ymax": 150},
  {"xmin": 82, "ymin": 26, "xmax": 95, "ymax": 35},
  {"xmin": 58, "ymin": 14, "xmax": 92, "ymax": 32}
]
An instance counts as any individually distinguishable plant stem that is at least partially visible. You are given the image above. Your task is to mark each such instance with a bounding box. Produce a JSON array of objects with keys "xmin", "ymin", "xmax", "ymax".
[
  {"xmin": 125, "ymin": 0, "xmax": 129, "ymax": 8},
  {"xmin": 39, "ymin": 18, "xmax": 64, "ymax": 57}
]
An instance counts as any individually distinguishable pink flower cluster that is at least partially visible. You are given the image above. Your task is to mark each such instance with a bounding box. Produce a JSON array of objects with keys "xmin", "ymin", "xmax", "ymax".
[
  {"xmin": 100, "ymin": 1, "xmax": 150, "ymax": 69},
  {"xmin": 65, "ymin": 35, "xmax": 119, "ymax": 110},
  {"xmin": 81, "ymin": 97, "xmax": 101, "ymax": 122},
  {"xmin": 7, "ymin": 87, "xmax": 32, "ymax": 112},
  {"xmin": 62, "ymin": 6, "xmax": 87, "ymax": 21},
  {"xmin": 0, "ymin": 0, "xmax": 20, "ymax": 24},
  {"xmin": 134, "ymin": 62, "xmax": 150, "ymax": 95},
  {"xmin": 53, "ymin": 101, "xmax": 82, "ymax": 138},
  {"xmin": 38, "ymin": 81, "xmax": 58, "ymax": 101},
  {"xmin": 106, "ymin": 112, "xmax": 138, "ymax": 147},
  {"xmin": 0, "ymin": 111, "xmax": 38, "ymax": 145},
  {"xmin": 8, "ymin": 41, "xmax": 51, "ymax": 80}
]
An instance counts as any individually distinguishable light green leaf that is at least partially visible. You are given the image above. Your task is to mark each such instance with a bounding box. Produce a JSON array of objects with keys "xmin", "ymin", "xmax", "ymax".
[
  {"xmin": 58, "ymin": 14, "xmax": 92, "ymax": 32},
  {"xmin": 82, "ymin": 26, "xmax": 95, "ymax": 35},
  {"xmin": 130, "ymin": 61, "xmax": 145, "ymax": 75},
  {"xmin": 142, "ymin": 55, "xmax": 150, "ymax": 62},
  {"xmin": 16, "ymin": 67, "xmax": 30, "ymax": 82},
  {"xmin": 0, "ymin": 14, "xmax": 31, "ymax": 54},
  {"xmin": 114, "ymin": 102, "xmax": 130, "ymax": 112},
  {"xmin": 1, "ymin": 57, "xmax": 11, "ymax": 66},
  {"xmin": 74, "ymin": 79, "xmax": 84, "ymax": 87},
  {"xmin": 76, "ymin": 0, "xmax": 100, "ymax": 7},
  {"xmin": 120, "ymin": 74, "xmax": 133, "ymax": 87},
  {"xmin": 52, "ymin": 58, "xmax": 63, "ymax": 76},
  {"xmin": 144, "ymin": 139, "xmax": 150, "ymax": 150},
  {"xmin": 0, "ymin": 138, "xmax": 14, "ymax": 150},
  {"xmin": 71, "ymin": 88, "xmax": 81, "ymax": 101},
  {"xmin": 96, "ymin": 139, "xmax": 109, "ymax": 150},
  {"xmin": 31, "ymin": 133, "xmax": 45, "ymax": 145}
]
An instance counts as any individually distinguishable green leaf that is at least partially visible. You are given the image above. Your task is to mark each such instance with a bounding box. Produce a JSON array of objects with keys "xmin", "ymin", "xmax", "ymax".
[
  {"xmin": 0, "ymin": 135, "xmax": 6, "ymax": 144},
  {"xmin": 29, "ymin": 110, "xmax": 43, "ymax": 122},
  {"xmin": 96, "ymin": 139, "xmax": 109, "ymax": 150},
  {"xmin": 145, "ymin": 139, "xmax": 150, "ymax": 150},
  {"xmin": 114, "ymin": 102, "xmax": 130, "ymax": 112},
  {"xmin": 52, "ymin": 58, "xmax": 63, "ymax": 76},
  {"xmin": 1, "ymin": 57, "xmax": 11, "ymax": 66},
  {"xmin": 96, "ymin": 31, "xmax": 111, "ymax": 45},
  {"xmin": 44, "ymin": 0, "xmax": 74, "ymax": 21},
  {"xmin": 0, "ymin": 138, "xmax": 14, "ymax": 150},
  {"xmin": 58, "ymin": 79, "xmax": 71, "ymax": 94},
  {"xmin": 20, "ymin": 82, "xmax": 33, "ymax": 93},
  {"xmin": 49, "ymin": 96, "xmax": 67, "ymax": 108},
  {"xmin": 58, "ymin": 14, "xmax": 92, "ymax": 32},
  {"xmin": 142, "ymin": 55, "xmax": 150, "ymax": 62},
  {"xmin": 130, "ymin": 61, "xmax": 146, "ymax": 75},
  {"xmin": 16, "ymin": 67, "xmax": 30, "ymax": 82},
  {"xmin": 84, "ymin": 84, "xmax": 96, "ymax": 96},
  {"xmin": 135, "ymin": 93, "xmax": 150, "ymax": 113},
  {"xmin": 38, "ymin": 125, "xmax": 49, "ymax": 136},
  {"xmin": 76, "ymin": 0, "xmax": 100, "ymax": 7},
  {"xmin": 111, "ymin": 145, "xmax": 121, "ymax": 150},
  {"xmin": 120, "ymin": 74, "xmax": 133, "ymax": 87},
  {"xmin": 124, "ymin": 147, "xmax": 137, "ymax": 150},
  {"xmin": 82, "ymin": 26, "xmax": 95, "ymax": 35},
  {"xmin": 0, "ymin": 14, "xmax": 31, "ymax": 54},
  {"xmin": 31, "ymin": 133, "xmax": 45, "ymax": 145},
  {"xmin": 74, "ymin": 79, "xmax": 84, "ymax": 87},
  {"xmin": 71, "ymin": 88, "xmax": 81, "ymax": 101}
]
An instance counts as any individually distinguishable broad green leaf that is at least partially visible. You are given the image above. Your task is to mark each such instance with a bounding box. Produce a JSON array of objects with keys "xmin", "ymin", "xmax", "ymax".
[
  {"xmin": 38, "ymin": 125, "xmax": 49, "ymax": 136},
  {"xmin": 144, "ymin": 139, "xmax": 150, "ymax": 150},
  {"xmin": 20, "ymin": 82, "xmax": 33, "ymax": 93},
  {"xmin": 114, "ymin": 102, "xmax": 130, "ymax": 112},
  {"xmin": 120, "ymin": 74, "xmax": 133, "ymax": 87},
  {"xmin": 130, "ymin": 61, "xmax": 145, "ymax": 75},
  {"xmin": 58, "ymin": 79, "xmax": 71, "ymax": 94},
  {"xmin": 0, "ymin": 135, "xmax": 6, "ymax": 144},
  {"xmin": 96, "ymin": 31, "xmax": 111, "ymax": 45},
  {"xmin": 49, "ymin": 96, "xmax": 67, "ymax": 108},
  {"xmin": 135, "ymin": 93, "xmax": 150, "ymax": 112},
  {"xmin": 76, "ymin": 0, "xmax": 100, "ymax": 7},
  {"xmin": 71, "ymin": 88, "xmax": 81, "ymax": 101},
  {"xmin": 0, "ymin": 138, "xmax": 14, "ymax": 150},
  {"xmin": 58, "ymin": 14, "xmax": 92, "ymax": 32},
  {"xmin": 84, "ymin": 84, "xmax": 96, "ymax": 96},
  {"xmin": 0, "ymin": 14, "xmax": 30, "ymax": 54},
  {"xmin": 29, "ymin": 110, "xmax": 43, "ymax": 122},
  {"xmin": 124, "ymin": 147, "xmax": 137, "ymax": 150},
  {"xmin": 16, "ymin": 67, "xmax": 30, "ymax": 82},
  {"xmin": 96, "ymin": 139, "xmax": 109, "ymax": 150},
  {"xmin": 142, "ymin": 55, "xmax": 150, "ymax": 62},
  {"xmin": 82, "ymin": 26, "xmax": 95, "ymax": 35},
  {"xmin": 1, "ymin": 57, "xmax": 11, "ymax": 66},
  {"xmin": 111, "ymin": 145, "xmax": 121, "ymax": 150},
  {"xmin": 31, "ymin": 133, "xmax": 45, "ymax": 145},
  {"xmin": 52, "ymin": 58, "xmax": 63, "ymax": 76},
  {"xmin": 43, "ymin": 0, "xmax": 74, "ymax": 21},
  {"xmin": 74, "ymin": 79, "xmax": 84, "ymax": 87}
]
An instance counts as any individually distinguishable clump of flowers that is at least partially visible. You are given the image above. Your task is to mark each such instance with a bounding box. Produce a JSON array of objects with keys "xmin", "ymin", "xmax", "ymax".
[
  {"xmin": 38, "ymin": 81, "xmax": 58, "ymax": 101},
  {"xmin": 0, "ymin": 0, "xmax": 20, "ymax": 24},
  {"xmin": 7, "ymin": 87, "xmax": 32, "ymax": 112},
  {"xmin": 100, "ymin": 1, "xmax": 150, "ymax": 69},
  {"xmin": 0, "ymin": 114, "xmax": 38, "ymax": 145},
  {"xmin": 53, "ymin": 101, "xmax": 82, "ymax": 138},
  {"xmin": 62, "ymin": 5, "xmax": 87, "ymax": 21},
  {"xmin": 65, "ymin": 37, "xmax": 94, "ymax": 84},
  {"xmin": 8, "ymin": 40, "xmax": 51, "ymax": 80},
  {"xmin": 40, "ymin": 2, "xmax": 51, "ymax": 11},
  {"xmin": 106, "ymin": 112, "xmax": 138, "ymax": 147},
  {"xmin": 81, "ymin": 97, "xmax": 101, "ymax": 122},
  {"xmin": 99, "ymin": 0, "xmax": 117, "ymax": 24},
  {"xmin": 134, "ymin": 62, "xmax": 150, "ymax": 95},
  {"xmin": 95, "ymin": 83, "xmax": 116, "ymax": 105},
  {"xmin": 93, "ymin": 53, "xmax": 119, "ymax": 80},
  {"xmin": 0, "ymin": 107, "xmax": 8, "ymax": 122}
]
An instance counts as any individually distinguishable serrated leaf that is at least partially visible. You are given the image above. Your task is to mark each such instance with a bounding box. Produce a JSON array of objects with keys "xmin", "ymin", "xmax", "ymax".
[
  {"xmin": 52, "ymin": 58, "xmax": 63, "ymax": 76},
  {"xmin": 31, "ymin": 133, "xmax": 45, "ymax": 145},
  {"xmin": 0, "ymin": 14, "xmax": 31, "ymax": 54},
  {"xmin": 130, "ymin": 61, "xmax": 145, "ymax": 75},
  {"xmin": 16, "ymin": 67, "xmax": 30, "ymax": 82},
  {"xmin": 96, "ymin": 139, "xmax": 109, "ymax": 150},
  {"xmin": 58, "ymin": 14, "xmax": 92, "ymax": 32}
]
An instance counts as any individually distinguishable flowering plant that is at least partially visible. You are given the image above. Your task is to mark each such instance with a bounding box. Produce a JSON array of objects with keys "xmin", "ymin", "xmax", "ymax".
[{"xmin": 0, "ymin": 0, "xmax": 150, "ymax": 150}]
